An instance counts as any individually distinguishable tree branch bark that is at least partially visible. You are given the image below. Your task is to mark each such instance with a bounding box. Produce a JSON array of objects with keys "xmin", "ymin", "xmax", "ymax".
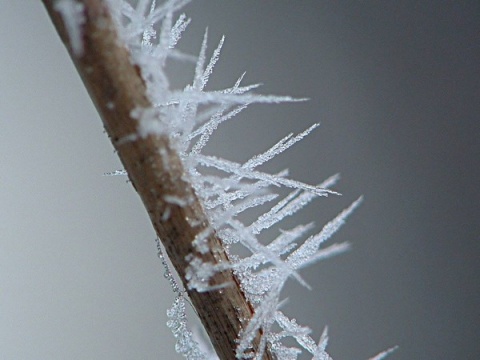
[{"xmin": 41, "ymin": 1, "xmax": 272, "ymax": 359}]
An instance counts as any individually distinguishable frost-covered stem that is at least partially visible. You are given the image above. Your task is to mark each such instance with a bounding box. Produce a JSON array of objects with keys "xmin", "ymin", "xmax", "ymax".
[{"xmin": 41, "ymin": 1, "xmax": 272, "ymax": 359}]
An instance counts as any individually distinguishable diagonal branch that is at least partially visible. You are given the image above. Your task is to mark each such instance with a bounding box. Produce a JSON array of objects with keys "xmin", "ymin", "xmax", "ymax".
[{"xmin": 41, "ymin": 1, "xmax": 272, "ymax": 359}]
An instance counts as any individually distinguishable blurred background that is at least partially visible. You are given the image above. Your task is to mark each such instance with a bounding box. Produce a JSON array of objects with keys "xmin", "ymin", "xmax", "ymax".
[{"xmin": 1, "ymin": 1, "xmax": 478, "ymax": 359}]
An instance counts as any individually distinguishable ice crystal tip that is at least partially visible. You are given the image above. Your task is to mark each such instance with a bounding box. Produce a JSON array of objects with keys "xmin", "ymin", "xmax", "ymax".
[{"xmin": 368, "ymin": 346, "xmax": 399, "ymax": 360}]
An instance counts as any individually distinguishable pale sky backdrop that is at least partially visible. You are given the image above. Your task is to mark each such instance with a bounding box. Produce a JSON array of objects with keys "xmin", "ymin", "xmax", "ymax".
[{"xmin": 1, "ymin": 1, "xmax": 479, "ymax": 359}]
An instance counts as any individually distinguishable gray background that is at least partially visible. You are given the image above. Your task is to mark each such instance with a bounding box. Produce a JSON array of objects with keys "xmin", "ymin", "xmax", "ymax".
[{"xmin": 1, "ymin": 1, "xmax": 479, "ymax": 359}]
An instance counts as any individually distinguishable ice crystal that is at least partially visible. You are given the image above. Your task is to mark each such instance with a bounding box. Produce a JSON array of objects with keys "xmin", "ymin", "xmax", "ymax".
[
  {"xmin": 54, "ymin": 0, "xmax": 85, "ymax": 56},
  {"xmin": 166, "ymin": 294, "xmax": 216, "ymax": 360},
  {"xmin": 367, "ymin": 347, "xmax": 400, "ymax": 360},
  {"xmin": 156, "ymin": 239, "xmax": 212, "ymax": 359},
  {"xmin": 102, "ymin": 1, "xmax": 395, "ymax": 359}
]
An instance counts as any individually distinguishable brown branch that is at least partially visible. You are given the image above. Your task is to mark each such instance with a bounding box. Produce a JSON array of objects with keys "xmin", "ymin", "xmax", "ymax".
[{"xmin": 40, "ymin": 1, "xmax": 272, "ymax": 359}]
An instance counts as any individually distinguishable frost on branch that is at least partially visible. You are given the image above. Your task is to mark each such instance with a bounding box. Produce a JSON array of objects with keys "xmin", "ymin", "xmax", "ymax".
[
  {"xmin": 54, "ymin": 0, "xmax": 85, "ymax": 56},
  {"xmin": 167, "ymin": 296, "xmax": 208, "ymax": 360},
  {"xmin": 102, "ymin": 1, "xmax": 395, "ymax": 359},
  {"xmin": 156, "ymin": 239, "xmax": 213, "ymax": 359}
]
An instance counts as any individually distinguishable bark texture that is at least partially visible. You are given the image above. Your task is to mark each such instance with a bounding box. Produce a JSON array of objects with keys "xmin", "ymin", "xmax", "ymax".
[{"xmin": 41, "ymin": 1, "xmax": 272, "ymax": 359}]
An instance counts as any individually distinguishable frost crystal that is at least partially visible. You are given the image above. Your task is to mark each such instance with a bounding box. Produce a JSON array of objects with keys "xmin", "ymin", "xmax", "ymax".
[
  {"xmin": 156, "ymin": 239, "xmax": 212, "ymax": 359},
  {"xmin": 103, "ymin": 1, "xmax": 395, "ymax": 359},
  {"xmin": 167, "ymin": 296, "xmax": 209, "ymax": 360},
  {"xmin": 368, "ymin": 347, "xmax": 400, "ymax": 360},
  {"xmin": 54, "ymin": 0, "xmax": 85, "ymax": 56}
]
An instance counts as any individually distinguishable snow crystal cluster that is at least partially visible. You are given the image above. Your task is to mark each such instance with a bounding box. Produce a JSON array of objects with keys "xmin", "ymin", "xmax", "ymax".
[{"xmin": 94, "ymin": 1, "xmax": 395, "ymax": 359}]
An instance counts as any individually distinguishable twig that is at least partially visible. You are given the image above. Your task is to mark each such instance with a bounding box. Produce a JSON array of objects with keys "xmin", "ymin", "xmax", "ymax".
[{"xmin": 40, "ymin": 1, "xmax": 272, "ymax": 359}]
